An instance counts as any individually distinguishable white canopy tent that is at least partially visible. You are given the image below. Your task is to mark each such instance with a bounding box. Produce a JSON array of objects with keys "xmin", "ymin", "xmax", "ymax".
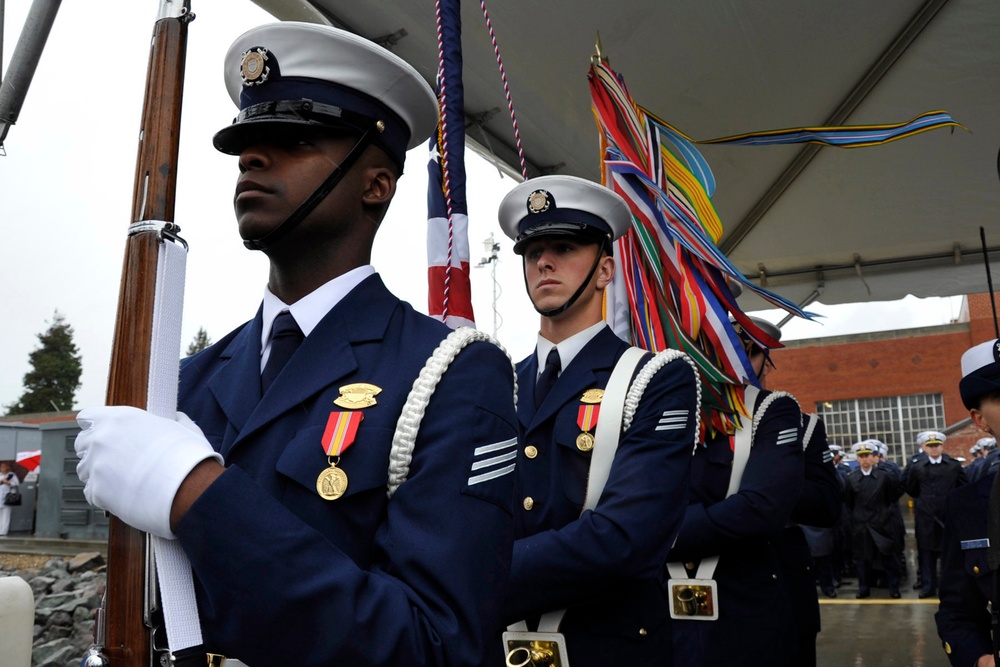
[{"xmin": 250, "ymin": 0, "xmax": 999, "ymax": 311}]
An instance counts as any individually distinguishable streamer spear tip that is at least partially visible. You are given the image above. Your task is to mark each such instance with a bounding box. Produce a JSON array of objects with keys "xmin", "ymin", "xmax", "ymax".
[{"xmin": 591, "ymin": 32, "xmax": 609, "ymax": 65}]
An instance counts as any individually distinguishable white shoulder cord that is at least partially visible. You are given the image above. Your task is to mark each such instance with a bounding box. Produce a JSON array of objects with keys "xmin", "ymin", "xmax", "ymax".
[
  {"xmin": 802, "ymin": 412, "xmax": 818, "ymax": 450},
  {"xmin": 514, "ymin": 347, "xmax": 698, "ymax": 634},
  {"xmin": 386, "ymin": 327, "xmax": 517, "ymax": 498}
]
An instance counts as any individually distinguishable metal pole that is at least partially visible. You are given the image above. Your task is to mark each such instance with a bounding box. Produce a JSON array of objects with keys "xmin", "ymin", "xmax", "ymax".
[{"xmin": 0, "ymin": 0, "xmax": 62, "ymax": 147}]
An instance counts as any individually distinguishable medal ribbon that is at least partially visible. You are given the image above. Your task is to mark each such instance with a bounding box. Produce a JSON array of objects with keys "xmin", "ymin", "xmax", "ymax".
[
  {"xmin": 577, "ymin": 404, "xmax": 601, "ymax": 432},
  {"xmin": 321, "ymin": 411, "xmax": 364, "ymax": 456}
]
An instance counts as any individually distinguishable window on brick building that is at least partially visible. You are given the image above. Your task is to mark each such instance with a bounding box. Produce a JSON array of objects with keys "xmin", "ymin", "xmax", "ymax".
[{"xmin": 816, "ymin": 393, "xmax": 946, "ymax": 464}]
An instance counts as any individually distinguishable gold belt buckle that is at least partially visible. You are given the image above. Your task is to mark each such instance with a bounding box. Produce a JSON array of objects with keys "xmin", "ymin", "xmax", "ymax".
[
  {"xmin": 667, "ymin": 578, "xmax": 719, "ymax": 620},
  {"xmin": 206, "ymin": 654, "xmax": 226, "ymax": 667},
  {"xmin": 502, "ymin": 630, "xmax": 569, "ymax": 666}
]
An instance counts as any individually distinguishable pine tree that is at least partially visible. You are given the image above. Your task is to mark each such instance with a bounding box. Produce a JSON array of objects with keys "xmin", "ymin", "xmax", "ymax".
[
  {"xmin": 6, "ymin": 311, "xmax": 83, "ymax": 415},
  {"xmin": 186, "ymin": 327, "xmax": 212, "ymax": 356}
]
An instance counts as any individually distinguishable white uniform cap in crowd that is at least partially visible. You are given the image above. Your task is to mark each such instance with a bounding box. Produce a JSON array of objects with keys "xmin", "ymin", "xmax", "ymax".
[
  {"xmin": 852, "ymin": 441, "xmax": 875, "ymax": 455},
  {"xmin": 866, "ymin": 439, "xmax": 887, "ymax": 457},
  {"xmin": 828, "ymin": 443, "xmax": 843, "ymax": 453},
  {"xmin": 498, "ymin": 175, "xmax": 631, "ymax": 255},
  {"xmin": 916, "ymin": 431, "xmax": 947, "ymax": 447},
  {"xmin": 959, "ymin": 339, "xmax": 1000, "ymax": 410},
  {"xmin": 977, "ymin": 436, "xmax": 998, "ymax": 451},
  {"xmin": 214, "ymin": 22, "xmax": 438, "ymax": 166}
]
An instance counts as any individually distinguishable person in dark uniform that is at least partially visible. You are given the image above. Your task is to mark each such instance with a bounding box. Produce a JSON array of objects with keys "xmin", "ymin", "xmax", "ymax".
[
  {"xmin": 828, "ymin": 443, "xmax": 855, "ymax": 588},
  {"xmin": 873, "ymin": 439, "xmax": 908, "ymax": 587},
  {"xmin": 844, "ymin": 440, "xmax": 904, "ymax": 598},
  {"xmin": 906, "ymin": 430, "xmax": 968, "ymax": 598},
  {"xmin": 936, "ymin": 337, "xmax": 1000, "ymax": 667},
  {"xmin": 494, "ymin": 175, "xmax": 698, "ymax": 667},
  {"xmin": 667, "ymin": 316, "xmax": 805, "ymax": 667},
  {"xmin": 968, "ymin": 437, "xmax": 999, "ymax": 483},
  {"xmin": 831, "ymin": 444, "xmax": 851, "ymax": 477},
  {"xmin": 905, "ymin": 444, "xmax": 931, "ymax": 591},
  {"xmin": 780, "ymin": 411, "xmax": 843, "ymax": 665},
  {"xmin": 74, "ymin": 23, "xmax": 520, "ymax": 667}
]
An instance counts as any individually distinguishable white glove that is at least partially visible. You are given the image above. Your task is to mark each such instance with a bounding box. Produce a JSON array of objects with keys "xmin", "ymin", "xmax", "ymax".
[{"xmin": 75, "ymin": 406, "xmax": 223, "ymax": 539}]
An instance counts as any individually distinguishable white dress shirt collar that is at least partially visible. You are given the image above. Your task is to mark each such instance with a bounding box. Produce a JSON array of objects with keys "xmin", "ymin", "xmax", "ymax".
[
  {"xmin": 260, "ymin": 265, "xmax": 375, "ymax": 370},
  {"xmin": 535, "ymin": 321, "xmax": 607, "ymax": 378}
]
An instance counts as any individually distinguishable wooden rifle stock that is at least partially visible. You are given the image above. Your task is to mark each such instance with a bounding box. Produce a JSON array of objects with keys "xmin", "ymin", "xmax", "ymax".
[{"xmin": 102, "ymin": 4, "xmax": 191, "ymax": 665}]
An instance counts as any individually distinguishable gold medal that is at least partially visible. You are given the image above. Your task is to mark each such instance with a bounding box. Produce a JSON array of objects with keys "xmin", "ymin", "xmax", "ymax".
[
  {"xmin": 316, "ymin": 465, "xmax": 349, "ymax": 500},
  {"xmin": 576, "ymin": 432, "xmax": 595, "ymax": 452}
]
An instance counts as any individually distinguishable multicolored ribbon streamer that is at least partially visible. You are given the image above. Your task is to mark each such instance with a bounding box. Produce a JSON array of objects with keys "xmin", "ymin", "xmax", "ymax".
[{"xmin": 589, "ymin": 59, "xmax": 960, "ymax": 435}]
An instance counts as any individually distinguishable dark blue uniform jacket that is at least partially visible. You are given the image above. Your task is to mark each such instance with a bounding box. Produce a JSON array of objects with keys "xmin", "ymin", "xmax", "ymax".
[
  {"xmin": 936, "ymin": 470, "xmax": 999, "ymax": 667},
  {"xmin": 174, "ymin": 275, "xmax": 518, "ymax": 667},
  {"xmin": 667, "ymin": 389, "xmax": 804, "ymax": 667},
  {"xmin": 502, "ymin": 326, "xmax": 697, "ymax": 667}
]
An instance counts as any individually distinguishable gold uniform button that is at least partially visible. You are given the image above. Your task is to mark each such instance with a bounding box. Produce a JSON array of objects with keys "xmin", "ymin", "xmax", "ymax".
[
  {"xmin": 525, "ymin": 446, "xmax": 538, "ymax": 459},
  {"xmin": 771, "ymin": 574, "xmax": 778, "ymax": 580},
  {"xmin": 523, "ymin": 497, "xmax": 534, "ymax": 510},
  {"xmin": 974, "ymin": 566, "xmax": 981, "ymax": 574},
  {"xmin": 638, "ymin": 628, "xmax": 648, "ymax": 636},
  {"xmin": 684, "ymin": 562, "xmax": 696, "ymax": 571}
]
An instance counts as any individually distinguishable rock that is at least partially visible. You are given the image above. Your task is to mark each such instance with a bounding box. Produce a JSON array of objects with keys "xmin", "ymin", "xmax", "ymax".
[
  {"xmin": 66, "ymin": 553, "xmax": 103, "ymax": 574},
  {"xmin": 28, "ymin": 575, "xmax": 56, "ymax": 596},
  {"xmin": 31, "ymin": 637, "xmax": 75, "ymax": 665}
]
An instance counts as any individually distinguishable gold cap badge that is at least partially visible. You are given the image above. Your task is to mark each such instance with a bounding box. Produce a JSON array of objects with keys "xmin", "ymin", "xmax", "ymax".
[
  {"xmin": 240, "ymin": 48, "xmax": 270, "ymax": 87},
  {"xmin": 527, "ymin": 189, "xmax": 552, "ymax": 214},
  {"xmin": 334, "ymin": 383, "xmax": 382, "ymax": 409}
]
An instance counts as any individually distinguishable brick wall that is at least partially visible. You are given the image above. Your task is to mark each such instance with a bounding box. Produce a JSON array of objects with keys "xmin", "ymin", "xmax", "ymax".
[{"xmin": 766, "ymin": 292, "xmax": 998, "ymax": 461}]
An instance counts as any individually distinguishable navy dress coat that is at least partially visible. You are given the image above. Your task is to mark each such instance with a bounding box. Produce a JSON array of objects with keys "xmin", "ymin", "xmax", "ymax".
[
  {"xmin": 500, "ymin": 325, "xmax": 697, "ymax": 667},
  {"xmin": 844, "ymin": 467, "xmax": 903, "ymax": 561},
  {"xmin": 936, "ymin": 470, "xmax": 999, "ymax": 667},
  {"xmin": 779, "ymin": 414, "xmax": 843, "ymax": 665},
  {"xmin": 174, "ymin": 275, "xmax": 518, "ymax": 667},
  {"xmin": 905, "ymin": 455, "xmax": 968, "ymax": 552},
  {"xmin": 667, "ymin": 389, "xmax": 805, "ymax": 667}
]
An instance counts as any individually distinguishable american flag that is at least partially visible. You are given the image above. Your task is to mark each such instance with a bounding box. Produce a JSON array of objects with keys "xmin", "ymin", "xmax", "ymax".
[{"xmin": 426, "ymin": 0, "xmax": 475, "ymax": 329}]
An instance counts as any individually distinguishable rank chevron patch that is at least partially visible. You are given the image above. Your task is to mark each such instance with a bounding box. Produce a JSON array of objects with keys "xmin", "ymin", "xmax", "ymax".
[{"xmin": 468, "ymin": 436, "xmax": 517, "ymax": 486}]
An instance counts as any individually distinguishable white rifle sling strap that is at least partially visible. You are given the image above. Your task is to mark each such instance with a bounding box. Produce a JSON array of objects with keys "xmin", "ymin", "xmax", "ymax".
[
  {"xmin": 386, "ymin": 327, "xmax": 517, "ymax": 498},
  {"xmin": 141, "ymin": 237, "xmax": 207, "ymax": 656}
]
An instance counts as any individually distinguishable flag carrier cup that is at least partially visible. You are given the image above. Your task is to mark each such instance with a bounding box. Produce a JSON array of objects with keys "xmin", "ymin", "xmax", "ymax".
[
  {"xmin": 504, "ymin": 610, "xmax": 570, "ymax": 667},
  {"xmin": 666, "ymin": 561, "xmax": 720, "ymax": 621}
]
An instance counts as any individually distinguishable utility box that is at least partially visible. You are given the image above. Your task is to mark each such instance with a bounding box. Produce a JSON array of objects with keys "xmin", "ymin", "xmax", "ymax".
[{"xmin": 7, "ymin": 479, "xmax": 36, "ymax": 533}]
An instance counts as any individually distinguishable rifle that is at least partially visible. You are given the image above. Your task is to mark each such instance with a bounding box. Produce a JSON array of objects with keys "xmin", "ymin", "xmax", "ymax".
[{"xmin": 93, "ymin": 2, "xmax": 193, "ymax": 665}]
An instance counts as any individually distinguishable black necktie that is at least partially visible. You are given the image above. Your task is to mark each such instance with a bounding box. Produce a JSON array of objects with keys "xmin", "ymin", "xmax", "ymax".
[
  {"xmin": 261, "ymin": 311, "xmax": 304, "ymax": 393},
  {"xmin": 535, "ymin": 347, "xmax": 561, "ymax": 408}
]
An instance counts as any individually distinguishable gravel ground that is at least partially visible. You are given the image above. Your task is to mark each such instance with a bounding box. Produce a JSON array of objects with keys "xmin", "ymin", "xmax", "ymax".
[{"xmin": 0, "ymin": 552, "xmax": 67, "ymax": 571}]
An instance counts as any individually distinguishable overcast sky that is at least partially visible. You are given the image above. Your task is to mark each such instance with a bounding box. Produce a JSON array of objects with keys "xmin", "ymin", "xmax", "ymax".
[{"xmin": 0, "ymin": 0, "xmax": 964, "ymax": 413}]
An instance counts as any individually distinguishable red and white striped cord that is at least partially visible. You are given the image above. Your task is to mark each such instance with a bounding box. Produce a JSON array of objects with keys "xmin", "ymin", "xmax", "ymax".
[
  {"xmin": 479, "ymin": 0, "xmax": 529, "ymax": 180},
  {"xmin": 434, "ymin": 0, "xmax": 456, "ymax": 319}
]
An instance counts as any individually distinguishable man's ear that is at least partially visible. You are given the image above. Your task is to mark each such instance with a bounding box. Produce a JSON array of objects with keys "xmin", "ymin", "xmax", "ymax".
[
  {"xmin": 362, "ymin": 166, "xmax": 397, "ymax": 208},
  {"xmin": 970, "ymin": 409, "xmax": 993, "ymax": 435},
  {"xmin": 595, "ymin": 253, "xmax": 615, "ymax": 289}
]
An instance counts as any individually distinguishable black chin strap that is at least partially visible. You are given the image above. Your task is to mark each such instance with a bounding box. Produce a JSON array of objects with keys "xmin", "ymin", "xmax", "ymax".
[
  {"xmin": 243, "ymin": 124, "xmax": 377, "ymax": 251},
  {"xmin": 526, "ymin": 247, "xmax": 605, "ymax": 318}
]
